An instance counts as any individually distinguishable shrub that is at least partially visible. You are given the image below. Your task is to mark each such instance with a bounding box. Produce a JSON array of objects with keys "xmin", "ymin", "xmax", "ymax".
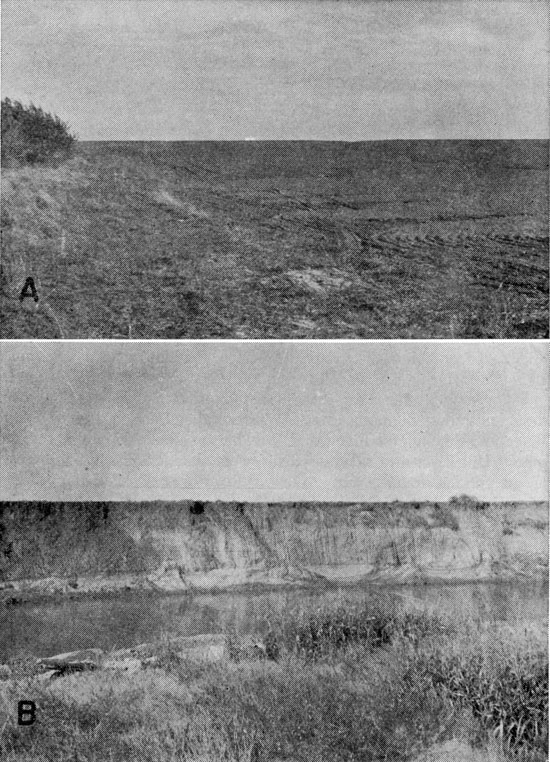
[
  {"xmin": 449, "ymin": 494, "xmax": 489, "ymax": 511},
  {"xmin": 189, "ymin": 501, "xmax": 205, "ymax": 516},
  {"xmin": 1, "ymin": 98, "xmax": 76, "ymax": 166},
  {"xmin": 433, "ymin": 504, "xmax": 460, "ymax": 531}
]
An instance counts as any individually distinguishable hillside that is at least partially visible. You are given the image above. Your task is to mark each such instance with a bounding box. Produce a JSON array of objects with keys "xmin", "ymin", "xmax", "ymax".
[
  {"xmin": 1, "ymin": 501, "xmax": 547, "ymax": 600},
  {"xmin": 1, "ymin": 140, "xmax": 547, "ymax": 339}
]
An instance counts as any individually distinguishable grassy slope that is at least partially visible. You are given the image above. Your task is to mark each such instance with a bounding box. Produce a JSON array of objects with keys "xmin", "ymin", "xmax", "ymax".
[
  {"xmin": 1, "ymin": 141, "xmax": 547, "ymax": 338},
  {"xmin": 1, "ymin": 605, "xmax": 547, "ymax": 762}
]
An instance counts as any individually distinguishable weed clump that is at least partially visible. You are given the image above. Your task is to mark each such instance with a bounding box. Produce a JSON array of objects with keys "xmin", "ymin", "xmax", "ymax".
[
  {"xmin": 408, "ymin": 639, "xmax": 548, "ymax": 756},
  {"xmin": 1, "ymin": 98, "xmax": 76, "ymax": 167},
  {"xmin": 264, "ymin": 600, "xmax": 451, "ymax": 659}
]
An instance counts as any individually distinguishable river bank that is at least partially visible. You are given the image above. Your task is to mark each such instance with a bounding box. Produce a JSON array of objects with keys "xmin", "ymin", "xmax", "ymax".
[
  {"xmin": 1, "ymin": 500, "xmax": 547, "ymax": 604},
  {"xmin": 2, "ymin": 559, "xmax": 547, "ymax": 607},
  {"xmin": 2, "ymin": 577, "xmax": 547, "ymax": 666},
  {"xmin": 1, "ymin": 598, "xmax": 547, "ymax": 762},
  {"xmin": 1, "ymin": 500, "xmax": 547, "ymax": 605}
]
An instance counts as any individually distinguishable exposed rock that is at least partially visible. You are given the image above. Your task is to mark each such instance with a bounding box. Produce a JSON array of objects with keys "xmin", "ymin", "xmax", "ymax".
[
  {"xmin": 108, "ymin": 634, "xmax": 227, "ymax": 666},
  {"xmin": 109, "ymin": 643, "xmax": 152, "ymax": 660},
  {"xmin": 0, "ymin": 664, "xmax": 12, "ymax": 680},
  {"xmin": 103, "ymin": 657, "xmax": 142, "ymax": 673},
  {"xmin": 38, "ymin": 648, "xmax": 104, "ymax": 674},
  {"xmin": 35, "ymin": 669, "xmax": 60, "ymax": 683},
  {"xmin": 1, "ymin": 501, "xmax": 547, "ymax": 603},
  {"xmin": 146, "ymin": 565, "xmax": 189, "ymax": 592},
  {"xmin": 4, "ymin": 595, "xmax": 25, "ymax": 606},
  {"xmin": 28, "ymin": 635, "xmax": 228, "ymax": 681},
  {"xmin": 167, "ymin": 633, "xmax": 226, "ymax": 662}
]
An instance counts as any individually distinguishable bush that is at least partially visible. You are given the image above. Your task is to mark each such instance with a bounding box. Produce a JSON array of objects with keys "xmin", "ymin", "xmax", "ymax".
[
  {"xmin": 449, "ymin": 494, "xmax": 489, "ymax": 511},
  {"xmin": 433, "ymin": 504, "xmax": 461, "ymax": 531},
  {"xmin": 1, "ymin": 98, "xmax": 76, "ymax": 166}
]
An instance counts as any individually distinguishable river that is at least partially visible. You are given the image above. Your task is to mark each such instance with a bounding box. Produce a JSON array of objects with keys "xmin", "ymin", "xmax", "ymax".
[{"xmin": 1, "ymin": 581, "xmax": 547, "ymax": 662}]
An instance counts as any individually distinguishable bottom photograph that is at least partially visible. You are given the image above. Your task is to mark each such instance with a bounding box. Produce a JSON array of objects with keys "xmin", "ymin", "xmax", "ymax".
[{"xmin": 0, "ymin": 341, "xmax": 548, "ymax": 762}]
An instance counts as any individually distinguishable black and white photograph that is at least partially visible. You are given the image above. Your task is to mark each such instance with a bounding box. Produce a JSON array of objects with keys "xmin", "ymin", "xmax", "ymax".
[
  {"xmin": 0, "ymin": 0, "xmax": 548, "ymax": 760},
  {"xmin": 1, "ymin": 0, "xmax": 548, "ymax": 338},
  {"xmin": 0, "ymin": 341, "xmax": 548, "ymax": 760}
]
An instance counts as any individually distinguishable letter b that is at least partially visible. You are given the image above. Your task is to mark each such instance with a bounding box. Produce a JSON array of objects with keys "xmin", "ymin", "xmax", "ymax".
[{"xmin": 17, "ymin": 700, "xmax": 36, "ymax": 725}]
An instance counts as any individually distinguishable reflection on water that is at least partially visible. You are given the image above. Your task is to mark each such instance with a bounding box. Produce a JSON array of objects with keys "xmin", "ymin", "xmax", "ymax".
[{"xmin": 1, "ymin": 581, "xmax": 547, "ymax": 661}]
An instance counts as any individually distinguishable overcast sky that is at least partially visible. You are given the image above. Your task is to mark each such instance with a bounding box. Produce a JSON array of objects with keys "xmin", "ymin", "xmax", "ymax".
[
  {"xmin": 0, "ymin": 342, "xmax": 546, "ymax": 503},
  {"xmin": 2, "ymin": 0, "xmax": 548, "ymax": 140}
]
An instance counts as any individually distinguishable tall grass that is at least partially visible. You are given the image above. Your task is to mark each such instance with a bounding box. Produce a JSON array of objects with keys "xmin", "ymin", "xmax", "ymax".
[
  {"xmin": 404, "ymin": 630, "xmax": 548, "ymax": 757},
  {"xmin": 1, "ymin": 603, "xmax": 547, "ymax": 762},
  {"xmin": 259, "ymin": 598, "xmax": 452, "ymax": 659}
]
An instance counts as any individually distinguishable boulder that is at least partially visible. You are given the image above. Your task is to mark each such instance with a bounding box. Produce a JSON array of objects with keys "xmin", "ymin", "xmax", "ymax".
[
  {"xmin": 33, "ymin": 634, "xmax": 228, "ymax": 679},
  {"xmin": 169, "ymin": 633, "xmax": 226, "ymax": 662},
  {"xmin": 109, "ymin": 643, "xmax": 152, "ymax": 660},
  {"xmin": 35, "ymin": 669, "xmax": 60, "ymax": 683},
  {"xmin": 37, "ymin": 648, "xmax": 104, "ymax": 674},
  {"xmin": 109, "ymin": 634, "xmax": 227, "ymax": 665}
]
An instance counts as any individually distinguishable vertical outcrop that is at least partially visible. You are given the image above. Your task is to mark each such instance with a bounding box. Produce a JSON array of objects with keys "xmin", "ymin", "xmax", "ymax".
[{"xmin": 0, "ymin": 501, "xmax": 547, "ymax": 599}]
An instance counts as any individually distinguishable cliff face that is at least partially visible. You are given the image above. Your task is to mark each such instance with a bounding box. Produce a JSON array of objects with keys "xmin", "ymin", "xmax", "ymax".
[{"xmin": 0, "ymin": 501, "xmax": 547, "ymax": 598}]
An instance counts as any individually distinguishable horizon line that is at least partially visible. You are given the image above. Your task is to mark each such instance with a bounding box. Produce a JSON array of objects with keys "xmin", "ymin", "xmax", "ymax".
[
  {"xmin": 77, "ymin": 137, "xmax": 549, "ymax": 143},
  {"xmin": 1, "ymin": 498, "xmax": 546, "ymax": 505}
]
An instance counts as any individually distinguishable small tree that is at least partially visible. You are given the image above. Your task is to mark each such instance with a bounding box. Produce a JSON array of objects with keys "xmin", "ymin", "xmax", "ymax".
[{"xmin": 1, "ymin": 98, "xmax": 76, "ymax": 166}]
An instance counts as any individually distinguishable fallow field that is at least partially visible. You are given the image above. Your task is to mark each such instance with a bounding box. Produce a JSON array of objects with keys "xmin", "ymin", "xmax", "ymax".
[{"xmin": 1, "ymin": 140, "xmax": 547, "ymax": 338}]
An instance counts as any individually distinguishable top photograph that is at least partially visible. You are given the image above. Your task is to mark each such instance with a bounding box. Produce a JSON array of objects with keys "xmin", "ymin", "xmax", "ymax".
[{"xmin": 1, "ymin": 0, "xmax": 548, "ymax": 340}]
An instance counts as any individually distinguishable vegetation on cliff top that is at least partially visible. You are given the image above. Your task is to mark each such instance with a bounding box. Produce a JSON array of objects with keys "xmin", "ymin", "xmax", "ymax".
[{"xmin": 1, "ymin": 99, "xmax": 76, "ymax": 167}]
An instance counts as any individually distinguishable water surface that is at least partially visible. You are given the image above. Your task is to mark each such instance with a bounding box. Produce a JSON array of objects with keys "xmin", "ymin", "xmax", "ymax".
[{"xmin": 1, "ymin": 581, "xmax": 547, "ymax": 662}]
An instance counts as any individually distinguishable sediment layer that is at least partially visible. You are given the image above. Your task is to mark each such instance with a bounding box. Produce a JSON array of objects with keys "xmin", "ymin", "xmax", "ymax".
[{"xmin": 0, "ymin": 501, "xmax": 547, "ymax": 601}]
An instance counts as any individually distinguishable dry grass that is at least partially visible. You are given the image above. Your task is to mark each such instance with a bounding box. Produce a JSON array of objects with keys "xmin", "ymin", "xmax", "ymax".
[
  {"xmin": 1, "ymin": 140, "xmax": 547, "ymax": 338},
  {"xmin": 0, "ymin": 604, "xmax": 546, "ymax": 762}
]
